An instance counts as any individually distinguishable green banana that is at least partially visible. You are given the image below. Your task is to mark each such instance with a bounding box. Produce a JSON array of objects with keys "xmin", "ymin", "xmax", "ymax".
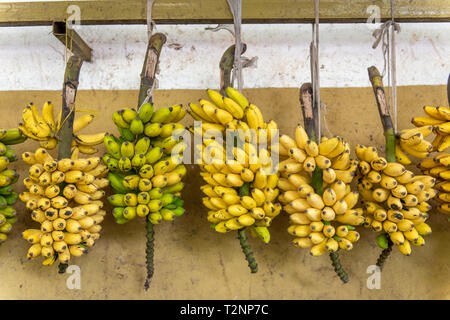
[
  {"xmin": 104, "ymin": 134, "xmax": 121, "ymax": 159},
  {"xmin": 139, "ymin": 164, "xmax": 154, "ymax": 179},
  {"xmin": 112, "ymin": 207, "xmax": 125, "ymax": 219},
  {"xmin": 120, "ymin": 141, "xmax": 135, "ymax": 158},
  {"xmin": 149, "ymin": 188, "xmax": 163, "ymax": 199},
  {"xmin": 172, "ymin": 207, "xmax": 185, "ymax": 217},
  {"xmin": 162, "ymin": 182, "xmax": 184, "ymax": 194},
  {"xmin": 150, "ymin": 107, "xmax": 172, "ymax": 123},
  {"xmin": 4, "ymin": 192, "xmax": 18, "ymax": 206},
  {"xmin": 0, "ymin": 186, "xmax": 12, "ymax": 195},
  {"xmin": 130, "ymin": 117, "xmax": 144, "ymax": 135},
  {"xmin": 122, "ymin": 108, "xmax": 138, "ymax": 123},
  {"xmin": 4, "ymin": 147, "xmax": 17, "ymax": 162},
  {"xmin": 135, "ymin": 137, "xmax": 151, "ymax": 154},
  {"xmin": 118, "ymin": 127, "xmax": 135, "ymax": 142},
  {"xmin": 103, "ymin": 154, "xmax": 119, "ymax": 171},
  {"xmin": 118, "ymin": 157, "xmax": 132, "ymax": 172},
  {"xmin": 160, "ymin": 193, "xmax": 176, "ymax": 206},
  {"xmin": 0, "ymin": 196, "xmax": 7, "ymax": 209},
  {"xmin": 113, "ymin": 111, "xmax": 129, "ymax": 129},
  {"xmin": 144, "ymin": 122, "xmax": 163, "ymax": 137},
  {"xmin": 108, "ymin": 194, "xmax": 127, "ymax": 207},
  {"xmin": 138, "ymin": 102, "xmax": 154, "ymax": 123},
  {"xmin": 0, "ymin": 206, "xmax": 16, "ymax": 218},
  {"xmin": 131, "ymin": 153, "xmax": 147, "ymax": 168},
  {"xmin": 108, "ymin": 172, "xmax": 133, "ymax": 194},
  {"xmin": 376, "ymin": 233, "xmax": 389, "ymax": 249},
  {"xmin": 251, "ymin": 226, "xmax": 270, "ymax": 244},
  {"xmin": 145, "ymin": 147, "xmax": 163, "ymax": 164},
  {"xmin": 123, "ymin": 175, "xmax": 140, "ymax": 189}
]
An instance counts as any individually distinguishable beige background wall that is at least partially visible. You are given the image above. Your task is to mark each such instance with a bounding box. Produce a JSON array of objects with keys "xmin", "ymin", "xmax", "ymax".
[{"xmin": 0, "ymin": 86, "xmax": 448, "ymax": 299}]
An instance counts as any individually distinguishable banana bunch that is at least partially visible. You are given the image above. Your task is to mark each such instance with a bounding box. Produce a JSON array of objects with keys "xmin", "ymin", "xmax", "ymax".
[
  {"xmin": 193, "ymin": 88, "xmax": 280, "ymax": 242},
  {"xmin": 419, "ymin": 153, "xmax": 450, "ymax": 216},
  {"xmin": 278, "ymin": 181, "xmax": 363, "ymax": 256},
  {"xmin": 0, "ymin": 129, "xmax": 23, "ymax": 243},
  {"xmin": 20, "ymin": 148, "xmax": 109, "ymax": 265},
  {"xmin": 355, "ymin": 145, "xmax": 435, "ymax": 255},
  {"xmin": 19, "ymin": 101, "xmax": 105, "ymax": 153},
  {"xmin": 279, "ymin": 126, "xmax": 357, "ymax": 185},
  {"xmin": 276, "ymin": 125, "xmax": 363, "ymax": 256},
  {"xmin": 395, "ymin": 125, "xmax": 434, "ymax": 165},
  {"xmin": 410, "ymin": 106, "xmax": 450, "ymax": 153},
  {"xmin": 104, "ymin": 102, "xmax": 187, "ymax": 224},
  {"xmin": 189, "ymin": 87, "xmax": 278, "ymax": 147}
]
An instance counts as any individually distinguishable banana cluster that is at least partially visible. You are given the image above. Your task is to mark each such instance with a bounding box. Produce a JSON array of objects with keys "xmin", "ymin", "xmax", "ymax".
[
  {"xmin": 20, "ymin": 148, "xmax": 109, "ymax": 265},
  {"xmin": 192, "ymin": 88, "xmax": 280, "ymax": 242},
  {"xmin": 355, "ymin": 145, "xmax": 435, "ymax": 255},
  {"xmin": 395, "ymin": 125, "xmax": 433, "ymax": 164},
  {"xmin": 19, "ymin": 101, "xmax": 105, "ymax": 154},
  {"xmin": 419, "ymin": 154, "xmax": 450, "ymax": 216},
  {"xmin": 411, "ymin": 106, "xmax": 450, "ymax": 153},
  {"xmin": 276, "ymin": 125, "xmax": 363, "ymax": 256},
  {"xmin": 279, "ymin": 127, "xmax": 357, "ymax": 185},
  {"xmin": 104, "ymin": 102, "xmax": 187, "ymax": 224},
  {"xmin": 0, "ymin": 129, "xmax": 23, "ymax": 243},
  {"xmin": 279, "ymin": 180, "xmax": 363, "ymax": 256}
]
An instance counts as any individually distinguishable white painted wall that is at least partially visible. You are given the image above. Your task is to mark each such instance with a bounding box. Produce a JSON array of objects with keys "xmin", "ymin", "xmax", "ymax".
[{"xmin": 0, "ymin": 21, "xmax": 449, "ymax": 90}]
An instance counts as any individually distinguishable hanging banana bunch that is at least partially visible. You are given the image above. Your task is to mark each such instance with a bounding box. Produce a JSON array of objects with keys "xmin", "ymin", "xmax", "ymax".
[
  {"xmin": 412, "ymin": 106, "xmax": 450, "ymax": 152},
  {"xmin": 397, "ymin": 105, "xmax": 450, "ymax": 164},
  {"xmin": 395, "ymin": 125, "xmax": 433, "ymax": 164},
  {"xmin": 363, "ymin": 66, "xmax": 436, "ymax": 261},
  {"xmin": 0, "ymin": 128, "xmax": 25, "ymax": 244},
  {"xmin": 356, "ymin": 145, "xmax": 435, "ymax": 255},
  {"xmin": 277, "ymin": 125, "xmax": 364, "ymax": 257},
  {"xmin": 18, "ymin": 101, "xmax": 105, "ymax": 154},
  {"xmin": 419, "ymin": 154, "xmax": 450, "ymax": 217},
  {"xmin": 20, "ymin": 148, "xmax": 109, "ymax": 265},
  {"xmin": 191, "ymin": 87, "xmax": 281, "ymax": 273},
  {"xmin": 104, "ymin": 103, "xmax": 187, "ymax": 225},
  {"xmin": 410, "ymin": 103, "xmax": 450, "ymax": 218}
]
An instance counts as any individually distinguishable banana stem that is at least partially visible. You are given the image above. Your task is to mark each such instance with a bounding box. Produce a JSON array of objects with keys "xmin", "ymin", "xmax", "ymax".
[
  {"xmin": 219, "ymin": 44, "xmax": 247, "ymax": 96},
  {"xmin": 376, "ymin": 238, "xmax": 393, "ymax": 271},
  {"xmin": 237, "ymin": 228, "xmax": 258, "ymax": 273},
  {"xmin": 368, "ymin": 66, "xmax": 397, "ymax": 269},
  {"xmin": 138, "ymin": 33, "xmax": 166, "ymax": 107},
  {"xmin": 367, "ymin": 66, "xmax": 396, "ymax": 163},
  {"xmin": 236, "ymin": 182, "xmax": 258, "ymax": 273},
  {"xmin": 139, "ymin": 33, "xmax": 166, "ymax": 291},
  {"xmin": 300, "ymin": 82, "xmax": 348, "ymax": 283},
  {"xmin": 57, "ymin": 55, "xmax": 83, "ymax": 273},
  {"xmin": 144, "ymin": 220, "xmax": 155, "ymax": 291},
  {"xmin": 58, "ymin": 55, "xmax": 83, "ymax": 159},
  {"xmin": 329, "ymin": 250, "xmax": 349, "ymax": 283}
]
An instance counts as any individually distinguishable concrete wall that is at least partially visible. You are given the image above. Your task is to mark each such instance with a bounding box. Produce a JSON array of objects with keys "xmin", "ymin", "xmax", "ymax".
[
  {"xmin": 0, "ymin": 86, "xmax": 448, "ymax": 300},
  {"xmin": 0, "ymin": 23, "xmax": 449, "ymax": 91},
  {"xmin": 0, "ymin": 11, "xmax": 449, "ymax": 299}
]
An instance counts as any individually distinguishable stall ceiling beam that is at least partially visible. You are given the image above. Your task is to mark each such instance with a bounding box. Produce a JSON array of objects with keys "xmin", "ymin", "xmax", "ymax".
[
  {"xmin": 0, "ymin": 0, "xmax": 449, "ymax": 26},
  {"xmin": 52, "ymin": 22, "xmax": 92, "ymax": 62}
]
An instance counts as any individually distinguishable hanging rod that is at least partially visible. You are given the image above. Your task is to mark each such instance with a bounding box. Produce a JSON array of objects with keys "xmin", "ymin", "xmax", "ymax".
[{"xmin": 0, "ymin": 0, "xmax": 449, "ymax": 27}]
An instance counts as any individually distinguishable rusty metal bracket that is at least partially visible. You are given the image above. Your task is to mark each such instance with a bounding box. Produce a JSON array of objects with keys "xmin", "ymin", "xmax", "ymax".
[{"xmin": 52, "ymin": 21, "xmax": 92, "ymax": 62}]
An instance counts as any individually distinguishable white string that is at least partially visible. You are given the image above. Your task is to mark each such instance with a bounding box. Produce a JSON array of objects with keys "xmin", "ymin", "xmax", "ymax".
[
  {"xmin": 226, "ymin": 0, "xmax": 244, "ymax": 91},
  {"xmin": 372, "ymin": 0, "xmax": 400, "ymax": 133},
  {"xmin": 147, "ymin": 0, "xmax": 155, "ymax": 41},
  {"xmin": 311, "ymin": 0, "xmax": 321, "ymax": 143}
]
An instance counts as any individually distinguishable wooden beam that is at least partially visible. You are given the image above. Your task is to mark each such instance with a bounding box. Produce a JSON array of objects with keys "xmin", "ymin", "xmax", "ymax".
[
  {"xmin": 52, "ymin": 22, "xmax": 92, "ymax": 62},
  {"xmin": 0, "ymin": 0, "xmax": 449, "ymax": 26}
]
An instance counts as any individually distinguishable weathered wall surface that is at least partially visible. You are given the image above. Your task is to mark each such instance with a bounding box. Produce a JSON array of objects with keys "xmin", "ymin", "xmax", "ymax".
[
  {"xmin": 0, "ymin": 23, "xmax": 449, "ymax": 91},
  {"xmin": 0, "ymin": 86, "xmax": 448, "ymax": 300}
]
